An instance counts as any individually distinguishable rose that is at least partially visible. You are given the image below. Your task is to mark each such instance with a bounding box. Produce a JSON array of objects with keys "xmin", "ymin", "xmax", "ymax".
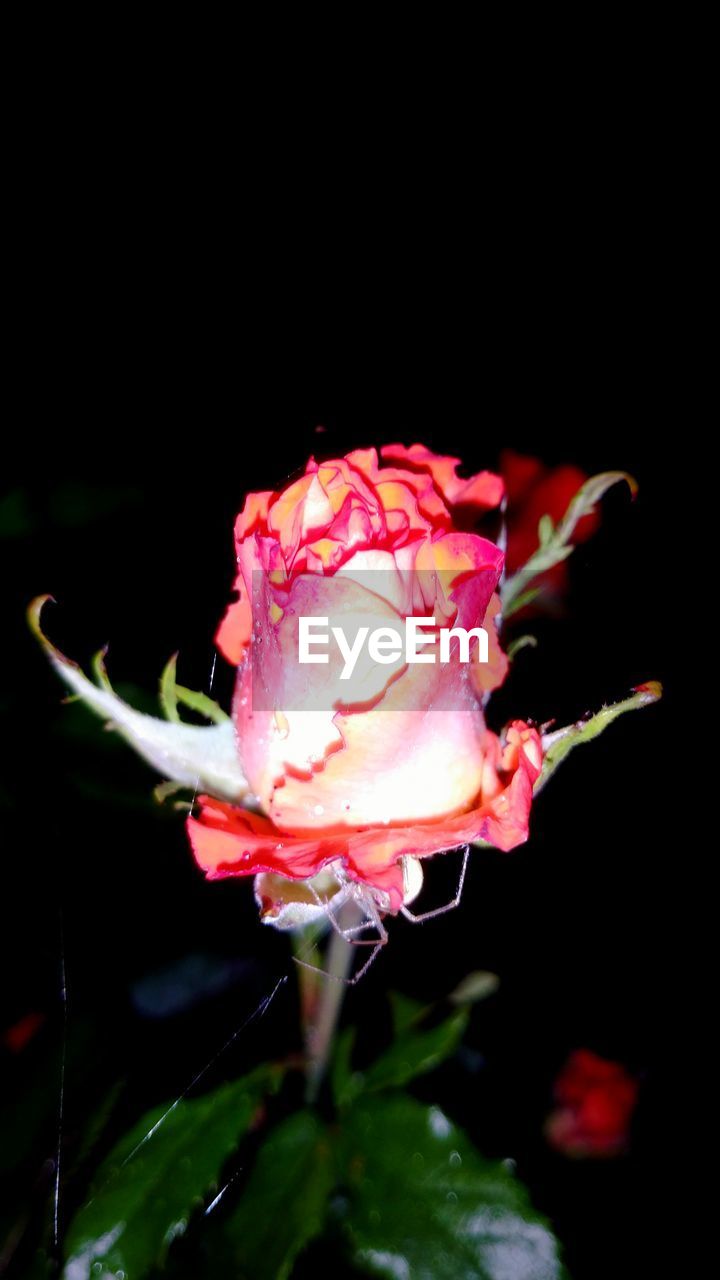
[
  {"xmin": 545, "ymin": 1049, "xmax": 639, "ymax": 1158},
  {"xmin": 188, "ymin": 445, "xmax": 542, "ymax": 913},
  {"xmin": 30, "ymin": 446, "xmax": 659, "ymax": 923}
]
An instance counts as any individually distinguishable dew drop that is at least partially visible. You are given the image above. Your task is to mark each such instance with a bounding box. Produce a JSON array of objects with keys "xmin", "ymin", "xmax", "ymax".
[
  {"xmin": 274, "ymin": 710, "xmax": 289, "ymax": 739},
  {"xmin": 313, "ymin": 804, "xmax": 325, "ymax": 816},
  {"xmin": 449, "ymin": 1150, "xmax": 462, "ymax": 1168}
]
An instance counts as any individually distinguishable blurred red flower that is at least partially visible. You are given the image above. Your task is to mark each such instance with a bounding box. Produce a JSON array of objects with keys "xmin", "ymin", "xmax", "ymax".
[
  {"xmin": 501, "ymin": 449, "xmax": 599, "ymax": 597},
  {"xmin": 2, "ymin": 1010, "xmax": 45, "ymax": 1054},
  {"xmin": 545, "ymin": 1048, "xmax": 639, "ymax": 1158}
]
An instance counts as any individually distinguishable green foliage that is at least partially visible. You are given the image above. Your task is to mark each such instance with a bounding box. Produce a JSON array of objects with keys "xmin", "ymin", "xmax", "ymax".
[
  {"xmin": 358, "ymin": 1007, "xmax": 469, "ymax": 1096},
  {"xmin": 337, "ymin": 1095, "xmax": 567, "ymax": 1280},
  {"xmin": 506, "ymin": 633, "xmax": 538, "ymax": 661},
  {"xmin": 331, "ymin": 1024, "xmax": 362, "ymax": 1109},
  {"xmin": 388, "ymin": 990, "xmax": 428, "ymax": 1035},
  {"xmin": 536, "ymin": 682, "xmax": 662, "ymax": 795},
  {"xmin": 332, "ymin": 996, "xmax": 467, "ymax": 1108},
  {"xmin": 90, "ymin": 647, "xmax": 114, "ymax": 692},
  {"xmin": 159, "ymin": 652, "xmax": 229, "ymax": 726},
  {"xmin": 62, "ymin": 1067, "xmax": 281, "ymax": 1279},
  {"xmin": 159, "ymin": 652, "xmax": 182, "ymax": 722},
  {"xmin": 221, "ymin": 1111, "xmax": 334, "ymax": 1279},
  {"xmin": 0, "ymin": 1018, "xmax": 100, "ymax": 1179},
  {"xmin": 48, "ymin": 984, "xmax": 566, "ymax": 1280},
  {"xmin": 449, "ymin": 970, "xmax": 500, "ymax": 1005},
  {"xmin": 502, "ymin": 469, "xmax": 636, "ymax": 617},
  {"xmin": 29, "ymin": 597, "xmax": 245, "ymax": 802}
]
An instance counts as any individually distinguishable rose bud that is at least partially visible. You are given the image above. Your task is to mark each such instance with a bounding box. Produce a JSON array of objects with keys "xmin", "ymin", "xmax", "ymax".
[
  {"xmin": 188, "ymin": 446, "xmax": 543, "ymax": 913},
  {"xmin": 30, "ymin": 444, "xmax": 660, "ymax": 935}
]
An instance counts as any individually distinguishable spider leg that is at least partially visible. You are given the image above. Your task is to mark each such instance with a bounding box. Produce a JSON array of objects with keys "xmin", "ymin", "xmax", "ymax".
[
  {"xmin": 399, "ymin": 845, "xmax": 470, "ymax": 923},
  {"xmin": 307, "ymin": 881, "xmax": 378, "ymax": 945},
  {"xmin": 293, "ymin": 890, "xmax": 388, "ymax": 985},
  {"xmin": 339, "ymin": 923, "xmax": 384, "ymax": 944},
  {"xmin": 344, "ymin": 898, "xmax": 388, "ymax": 983},
  {"xmin": 307, "ymin": 881, "xmax": 351, "ymax": 932},
  {"xmin": 345, "ymin": 939, "xmax": 385, "ymax": 983},
  {"xmin": 293, "ymin": 953, "xmax": 348, "ymax": 983},
  {"xmin": 341, "ymin": 889, "xmax": 389, "ymax": 945}
]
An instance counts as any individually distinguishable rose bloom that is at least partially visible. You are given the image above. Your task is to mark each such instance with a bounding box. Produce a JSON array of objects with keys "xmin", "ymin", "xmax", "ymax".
[
  {"xmin": 187, "ymin": 445, "xmax": 542, "ymax": 916},
  {"xmin": 545, "ymin": 1049, "xmax": 639, "ymax": 1158}
]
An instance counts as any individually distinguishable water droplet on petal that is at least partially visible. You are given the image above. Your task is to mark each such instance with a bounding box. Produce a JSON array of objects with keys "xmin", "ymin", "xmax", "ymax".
[{"xmin": 274, "ymin": 710, "xmax": 289, "ymax": 739}]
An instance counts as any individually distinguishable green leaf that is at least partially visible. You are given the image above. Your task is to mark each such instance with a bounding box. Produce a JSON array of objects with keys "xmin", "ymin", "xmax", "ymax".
[
  {"xmin": 388, "ymin": 991, "xmax": 427, "ymax": 1036},
  {"xmin": 69, "ymin": 1080, "xmax": 125, "ymax": 1177},
  {"xmin": 159, "ymin": 652, "xmax": 181, "ymax": 723},
  {"xmin": 556, "ymin": 469, "xmax": 637, "ymax": 544},
  {"xmin": 358, "ymin": 1008, "xmax": 468, "ymax": 1095},
  {"xmin": 153, "ymin": 779, "xmax": 190, "ymax": 806},
  {"xmin": 338, "ymin": 1095, "xmax": 567, "ymax": 1280},
  {"xmin": 222, "ymin": 1111, "xmax": 334, "ymax": 1280},
  {"xmin": 537, "ymin": 513, "xmax": 555, "ymax": 546},
  {"xmin": 29, "ymin": 597, "xmax": 245, "ymax": 802},
  {"xmin": 502, "ymin": 469, "xmax": 636, "ymax": 618},
  {"xmin": 90, "ymin": 647, "xmax": 113, "ymax": 692},
  {"xmin": 502, "ymin": 547, "xmax": 573, "ymax": 617},
  {"xmin": 506, "ymin": 633, "xmax": 538, "ymax": 661},
  {"xmin": 174, "ymin": 682, "xmax": 229, "ymax": 725},
  {"xmin": 449, "ymin": 971, "xmax": 500, "ymax": 1005},
  {"xmin": 160, "ymin": 653, "xmax": 229, "ymax": 726},
  {"xmin": 331, "ymin": 1025, "xmax": 363, "ymax": 1109},
  {"xmin": 502, "ymin": 585, "xmax": 541, "ymax": 616},
  {"xmin": 0, "ymin": 1017, "xmax": 100, "ymax": 1179},
  {"xmin": 332, "ymin": 999, "xmax": 467, "ymax": 1108},
  {"xmin": 63, "ymin": 1067, "xmax": 280, "ymax": 1280},
  {"xmin": 537, "ymin": 682, "xmax": 662, "ymax": 795}
]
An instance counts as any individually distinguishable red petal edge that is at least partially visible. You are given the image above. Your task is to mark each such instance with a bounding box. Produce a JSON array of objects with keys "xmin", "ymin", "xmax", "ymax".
[{"xmin": 186, "ymin": 722, "xmax": 542, "ymax": 914}]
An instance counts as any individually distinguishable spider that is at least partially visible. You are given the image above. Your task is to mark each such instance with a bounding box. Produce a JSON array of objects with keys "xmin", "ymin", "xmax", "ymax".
[{"xmin": 293, "ymin": 844, "xmax": 470, "ymax": 985}]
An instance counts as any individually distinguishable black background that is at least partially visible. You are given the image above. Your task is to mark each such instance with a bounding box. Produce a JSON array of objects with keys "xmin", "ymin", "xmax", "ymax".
[{"xmin": 2, "ymin": 238, "xmax": 680, "ymax": 1279}]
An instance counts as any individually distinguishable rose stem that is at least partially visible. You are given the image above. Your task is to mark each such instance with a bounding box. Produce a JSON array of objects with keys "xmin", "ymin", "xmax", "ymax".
[{"xmin": 303, "ymin": 902, "xmax": 359, "ymax": 1105}]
